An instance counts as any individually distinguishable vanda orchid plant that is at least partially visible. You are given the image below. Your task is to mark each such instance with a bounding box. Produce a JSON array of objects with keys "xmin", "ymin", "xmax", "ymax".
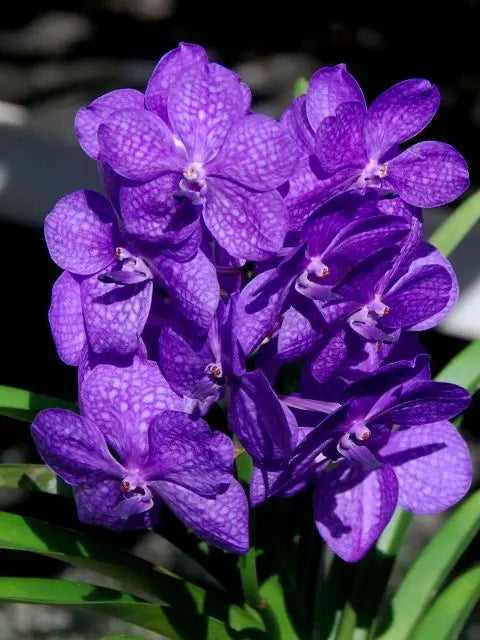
[{"xmin": 0, "ymin": 43, "xmax": 479, "ymax": 640}]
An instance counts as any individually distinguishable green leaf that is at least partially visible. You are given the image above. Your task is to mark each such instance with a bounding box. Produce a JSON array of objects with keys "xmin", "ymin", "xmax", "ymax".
[
  {"xmin": 261, "ymin": 574, "xmax": 300, "ymax": 640},
  {"xmin": 428, "ymin": 189, "xmax": 480, "ymax": 257},
  {"xmin": 0, "ymin": 464, "xmax": 71, "ymax": 496},
  {"xmin": 0, "ymin": 385, "xmax": 76, "ymax": 422},
  {"xmin": 376, "ymin": 490, "xmax": 480, "ymax": 640},
  {"xmin": 0, "ymin": 511, "xmax": 256, "ymax": 631},
  {"xmin": 101, "ymin": 636, "xmax": 144, "ymax": 640},
  {"xmin": 293, "ymin": 77, "xmax": 308, "ymax": 98},
  {"xmin": 0, "ymin": 578, "xmax": 256, "ymax": 640},
  {"xmin": 410, "ymin": 567, "xmax": 480, "ymax": 640},
  {"xmin": 435, "ymin": 338, "xmax": 480, "ymax": 392}
]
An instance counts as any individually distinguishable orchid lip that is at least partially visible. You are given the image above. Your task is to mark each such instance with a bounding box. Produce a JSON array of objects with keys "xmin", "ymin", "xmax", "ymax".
[
  {"xmin": 306, "ymin": 255, "xmax": 330, "ymax": 278},
  {"xmin": 205, "ymin": 362, "xmax": 224, "ymax": 379},
  {"xmin": 368, "ymin": 297, "xmax": 390, "ymax": 317},
  {"xmin": 98, "ymin": 248, "xmax": 153, "ymax": 285}
]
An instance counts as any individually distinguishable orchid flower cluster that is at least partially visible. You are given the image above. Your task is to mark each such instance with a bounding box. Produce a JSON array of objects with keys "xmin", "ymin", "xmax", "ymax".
[{"xmin": 33, "ymin": 43, "xmax": 473, "ymax": 562}]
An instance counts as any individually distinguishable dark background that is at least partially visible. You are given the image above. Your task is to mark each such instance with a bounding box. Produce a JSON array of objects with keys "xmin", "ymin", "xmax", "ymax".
[{"xmin": 0, "ymin": 1, "xmax": 478, "ymax": 638}]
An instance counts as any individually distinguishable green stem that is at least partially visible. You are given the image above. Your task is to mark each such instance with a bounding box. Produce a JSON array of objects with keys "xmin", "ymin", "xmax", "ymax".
[
  {"xmin": 238, "ymin": 527, "xmax": 282, "ymax": 639},
  {"xmin": 335, "ymin": 601, "xmax": 357, "ymax": 640},
  {"xmin": 235, "ymin": 451, "xmax": 281, "ymax": 639}
]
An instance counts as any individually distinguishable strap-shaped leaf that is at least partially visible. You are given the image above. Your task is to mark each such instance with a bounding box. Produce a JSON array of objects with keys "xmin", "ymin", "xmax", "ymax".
[
  {"xmin": 435, "ymin": 338, "xmax": 480, "ymax": 392},
  {"xmin": 376, "ymin": 490, "xmax": 480, "ymax": 640},
  {"xmin": 0, "ymin": 385, "xmax": 76, "ymax": 422},
  {"xmin": 261, "ymin": 574, "xmax": 301, "ymax": 640},
  {"xmin": 429, "ymin": 189, "xmax": 480, "ymax": 257},
  {"xmin": 0, "ymin": 464, "xmax": 71, "ymax": 496},
  {"xmin": 101, "ymin": 636, "xmax": 144, "ymax": 640},
  {"xmin": 0, "ymin": 511, "xmax": 256, "ymax": 631},
  {"xmin": 410, "ymin": 567, "xmax": 480, "ymax": 640},
  {"xmin": 0, "ymin": 578, "xmax": 260, "ymax": 640},
  {"xmin": 102, "ymin": 633, "xmax": 140, "ymax": 640}
]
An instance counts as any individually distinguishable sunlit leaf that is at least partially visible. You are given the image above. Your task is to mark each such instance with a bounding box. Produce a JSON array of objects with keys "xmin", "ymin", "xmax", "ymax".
[
  {"xmin": 0, "ymin": 511, "xmax": 257, "ymax": 632},
  {"xmin": 0, "ymin": 385, "xmax": 76, "ymax": 422},
  {"xmin": 429, "ymin": 189, "xmax": 480, "ymax": 256},
  {"xmin": 410, "ymin": 566, "xmax": 480, "ymax": 640},
  {"xmin": 435, "ymin": 338, "xmax": 480, "ymax": 392},
  {"xmin": 261, "ymin": 574, "xmax": 300, "ymax": 640},
  {"xmin": 0, "ymin": 578, "xmax": 254, "ymax": 639},
  {"xmin": 0, "ymin": 464, "xmax": 71, "ymax": 496},
  {"xmin": 376, "ymin": 491, "xmax": 480, "ymax": 640},
  {"xmin": 101, "ymin": 636, "xmax": 144, "ymax": 640}
]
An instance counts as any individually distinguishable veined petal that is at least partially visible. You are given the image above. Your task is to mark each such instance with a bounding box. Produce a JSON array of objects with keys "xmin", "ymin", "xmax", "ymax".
[
  {"xmin": 276, "ymin": 304, "xmax": 321, "ymax": 361},
  {"xmin": 167, "ymin": 62, "xmax": 244, "ymax": 160},
  {"xmin": 154, "ymin": 250, "xmax": 219, "ymax": 334},
  {"xmin": 311, "ymin": 328, "xmax": 349, "ymax": 383},
  {"xmin": 31, "ymin": 409, "xmax": 121, "ymax": 486},
  {"xmin": 158, "ymin": 325, "xmax": 214, "ymax": 400},
  {"xmin": 145, "ymin": 42, "xmax": 208, "ymax": 122},
  {"xmin": 314, "ymin": 102, "xmax": 367, "ymax": 173},
  {"xmin": 81, "ymin": 356, "xmax": 182, "ymax": 466},
  {"xmin": 388, "ymin": 244, "xmax": 458, "ymax": 332},
  {"xmin": 306, "ymin": 64, "xmax": 366, "ymax": 132},
  {"xmin": 146, "ymin": 411, "xmax": 233, "ymax": 496},
  {"xmin": 333, "ymin": 245, "xmax": 400, "ymax": 304},
  {"xmin": 153, "ymin": 478, "xmax": 249, "ymax": 554},
  {"xmin": 98, "ymin": 108, "xmax": 181, "ymax": 181},
  {"xmin": 204, "ymin": 178, "xmax": 288, "ymax": 261},
  {"xmin": 119, "ymin": 172, "xmax": 197, "ymax": 243},
  {"xmin": 157, "ymin": 222, "xmax": 202, "ymax": 262},
  {"xmin": 75, "ymin": 89, "xmax": 144, "ymax": 160},
  {"xmin": 45, "ymin": 190, "xmax": 116, "ymax": 275},
  {"xmin": 234, "ymin": 269, "xmax": 290, "ymax": 357},
  {"xmin": 369, "ymin": 380, "xmax": 471, "ymax": 426},
  {"xmin": 314, "ymin": 463, "xmax": 398, "ymax": 562},
  {"xmin": 381, "ymin": 421, "xmax": 471, "ymax": 514},
  {"xmin": 211, "ymin": 114, "xmax": 299, "ymax": 191},
  {"xmin": 229, "ymin": 370, "xmax": 296, "ymax": 468},
  {"xmin": 281, "ymin": 95, "xmax": 315, "ymax": 154},
  {"xmin": 284, "ymin": 157, "xmax": 357, "ymax": 231},
  {"xmin": 81, "ymin": 274, "xmax": 152, "ymax": 356},
  {"xmin": 386, "ymin": 141, "xmax": 469, "ymax": 207},
  {"xmin": 383, "ymin": 263, "xmax": 456, "ymax": 330},
  {"xmin": 365, "ymin": 79, "xmax": 440, "ymax": 159},
  {"xmin": 49, "ymin": 271, "xmax": 86, "ymax": 366}
]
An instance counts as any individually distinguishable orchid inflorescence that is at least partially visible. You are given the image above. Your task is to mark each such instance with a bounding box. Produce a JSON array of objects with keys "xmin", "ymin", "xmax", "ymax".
[{"xmin": 33, "ymin": 43, "xmax": 472, "ymax": 562}]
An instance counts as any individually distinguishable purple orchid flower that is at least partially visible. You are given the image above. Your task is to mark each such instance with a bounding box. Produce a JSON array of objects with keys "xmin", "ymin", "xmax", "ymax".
[
  {"xmin": 233, "ymin": 194, "xmax": 412, "ymax": 359},
  {"xmin": 76, "ymin": 43, "xmax": 299, "ymax": 261},
  {"xmin": 283, "ymin": 64, "xmax": 469, "ymax": 229},
  {"xmin": 252, "ymin": 206, "xmax": 456, "ymax": 382},
  {"xmin": 311, "ymin": 229, "xmax": 457, "ymax": 364},
  {"xmin": 45, "ymin": 190, "xmax": 154, "ymax": 363},
  {"xmin": 158, "ymin": 300, "xmax": 297, "ymax": 469},
  {"xmin": 31, "ymin": 356, "xmax": 249, "ymax": 553},
  {"xmin": 251, "ymin": 357, "xmax": 471, "ymax": 561},
  {"xmin": 45, "ymin": 190, "xmax": 220, "ymax": 365}
]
